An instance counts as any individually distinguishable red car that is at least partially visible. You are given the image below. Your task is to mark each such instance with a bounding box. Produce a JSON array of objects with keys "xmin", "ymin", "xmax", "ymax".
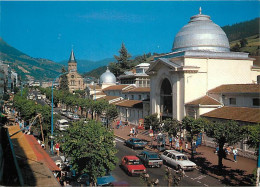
[{"xmin": 121, "ymin": 156, "xmax": 146, "ymax": 176}]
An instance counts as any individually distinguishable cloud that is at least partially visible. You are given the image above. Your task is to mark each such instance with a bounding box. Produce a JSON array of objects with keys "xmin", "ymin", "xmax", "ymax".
[{"xmin": 78, "ymin": 11, "xmax": 153, "ymax": 23}]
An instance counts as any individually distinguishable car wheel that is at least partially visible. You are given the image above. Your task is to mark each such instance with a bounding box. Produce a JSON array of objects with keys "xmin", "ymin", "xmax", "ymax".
[
  {"xmin": 127, "ymin": 170, "xmax": 131, "ymax": 176},
  {"xmin": 177, "ymin": 165, "xmax": 181, "ymax": 170},
  {"xmin": 163, "ymin": 160, "xmax": 166, "ymax": 164}
]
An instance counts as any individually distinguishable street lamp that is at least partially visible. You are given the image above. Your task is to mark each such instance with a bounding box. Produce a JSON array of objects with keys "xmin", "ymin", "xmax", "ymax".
[{"xmin": 51, "ymin": 73, "xmax": 66, "ymax": 155}]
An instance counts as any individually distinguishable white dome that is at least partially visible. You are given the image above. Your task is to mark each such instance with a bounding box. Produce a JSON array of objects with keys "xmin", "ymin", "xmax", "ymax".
[
  {"xmin": 172, "ymin": 9, "xmax": 230, "ymax": 52},
  {"xmin": 100, "ymin": 68, "xmax": 116, "ymax": 84}
]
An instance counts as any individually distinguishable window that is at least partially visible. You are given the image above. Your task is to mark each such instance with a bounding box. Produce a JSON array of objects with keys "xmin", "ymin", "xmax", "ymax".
[
  {"xmin": 131, "ymin": 95, "xmax": 134, "ymax": 100},
  {"xmin": 253, "ymin": 98, "xmax": 260, "ymax": 106},
  {"xmin": 229, "ymin": 98, "xmax": 236, "ymax": 105},
  {"xmin": 139, "ymin": 95, "xmax": 141, "ymax": 100}
]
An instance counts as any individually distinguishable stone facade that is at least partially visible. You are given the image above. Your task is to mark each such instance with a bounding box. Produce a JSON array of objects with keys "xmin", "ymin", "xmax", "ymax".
[{"xmin": 65, "ymin": 50, "xmax": 85, "ymax": 92}]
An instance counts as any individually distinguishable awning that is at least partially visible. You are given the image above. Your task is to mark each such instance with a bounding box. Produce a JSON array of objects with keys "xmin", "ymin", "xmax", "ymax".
[{"xmin": 25, "ymin": 135, "xmax": 61, "ymax": 171}]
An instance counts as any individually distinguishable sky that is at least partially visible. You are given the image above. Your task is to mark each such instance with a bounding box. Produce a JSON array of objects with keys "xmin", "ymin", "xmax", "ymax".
[{"xmin": 0, "ymin": 1, "xmax": 259, "ymax": 62}]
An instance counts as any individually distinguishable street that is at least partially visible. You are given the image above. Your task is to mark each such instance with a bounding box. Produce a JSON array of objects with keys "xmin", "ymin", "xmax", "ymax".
[{"xmin": 113, "ymin": 137, "xmax": 224, "ymax": 186}]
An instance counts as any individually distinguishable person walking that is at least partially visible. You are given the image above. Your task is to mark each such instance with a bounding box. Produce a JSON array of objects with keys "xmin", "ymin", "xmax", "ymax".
[
  {"xmin": 233, "ymin": 147, "xmax": 238, "ymax": 162},
  {"xmin": 169, "ymin": 136, "xmax": 172, "ymax": 149},
  {"xmin": 55, "ymin": 142, "xmax": 60, "ymax": 156}
]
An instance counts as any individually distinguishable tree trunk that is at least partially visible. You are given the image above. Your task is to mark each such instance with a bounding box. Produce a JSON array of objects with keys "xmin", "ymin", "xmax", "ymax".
[{"xmin": 218, "ymin": 142, "xmax": 225, "ymax": 170}]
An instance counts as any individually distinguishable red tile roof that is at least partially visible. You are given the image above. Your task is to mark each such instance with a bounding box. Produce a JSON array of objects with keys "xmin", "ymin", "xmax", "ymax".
[
  {"xmin": 208, "ymin": 84, "xmax": 260, "ymax": 94},
  {"xmin": 123, "ymin": 87, "xmax": 150, "ymax": 93},
  {"xmin": 87, "ymin": 85, "xmax": 102, "ymax": 90},
  {"xmin": 201, "ymin": 106, "xmax": 260, "ymax": 123},
  {"xmin": 103, "ymin": 85, "xmax": 130, "ymax": 91},
  {"xmin": 115, "ymin": 100, "xmax": 143, "ymax": 108},
  {"xmin": 186, "ymin": 96, "xmax": 221, "ymax": 106},
  {"xmin": 94, "ymin": 91, "xmax": 106, "ymax": 95},
  {"xmin": 97, "ymin": 96, "xmax": 120, "ymax": 101}
]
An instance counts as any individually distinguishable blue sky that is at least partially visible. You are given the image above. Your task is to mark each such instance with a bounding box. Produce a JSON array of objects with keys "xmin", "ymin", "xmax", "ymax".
[{"xmin": 1, "ymin": 1, "xmax": 259, "ymax": 62}]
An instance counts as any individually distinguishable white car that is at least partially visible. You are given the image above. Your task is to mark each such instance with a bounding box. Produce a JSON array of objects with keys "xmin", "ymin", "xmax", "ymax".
[
  {"xmin": 160, "ymin": 150, "xmax": 196, "ymax": 171},
  {"xmin": 56, "ymin": 119, "xmax": 69, "ymax": 131}
]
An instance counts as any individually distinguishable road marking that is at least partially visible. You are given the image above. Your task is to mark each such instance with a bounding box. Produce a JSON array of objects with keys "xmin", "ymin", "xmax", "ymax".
[
  {"xmin": 115, "ymin": 138, "xmax": 124, "ymax": 142},
  {"xmin": 194, "ymin": 175, "xmax": 206, "ymax": 180},
  {"xmin": 197, "ymin": 181, "xmax": 201, "ymax": 183},
  {"xmin": 204, "ymin": 184, "xmax": 209, "ymax": 187}
]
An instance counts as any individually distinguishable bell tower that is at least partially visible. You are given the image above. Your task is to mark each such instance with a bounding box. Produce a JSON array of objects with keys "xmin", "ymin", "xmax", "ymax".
[{"xmin": 68, "ymin": 49, "xmax": 77, "ymax": 72}]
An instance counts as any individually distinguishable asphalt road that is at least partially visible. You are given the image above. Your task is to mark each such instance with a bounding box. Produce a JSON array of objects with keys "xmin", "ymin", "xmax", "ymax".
[{"xmin": 113, "ymin": 137, "xmax": 224, "ymax": 186}]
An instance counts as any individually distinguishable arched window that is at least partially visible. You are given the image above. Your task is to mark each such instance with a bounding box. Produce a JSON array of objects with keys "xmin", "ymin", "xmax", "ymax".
[{"xmin": 160, "ymin": 78, "xmax": 172, "ymax": 117}]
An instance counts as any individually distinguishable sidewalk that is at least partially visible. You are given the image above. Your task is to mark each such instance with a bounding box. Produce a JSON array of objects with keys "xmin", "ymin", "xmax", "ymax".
[{"xmin": 112, "ymin": 123, "xmax": 256, "ymax": 186}]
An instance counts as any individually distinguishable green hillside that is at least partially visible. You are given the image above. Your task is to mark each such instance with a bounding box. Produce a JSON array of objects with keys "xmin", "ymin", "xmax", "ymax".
[
  {"xmin": 222, "ymin": 18, "xmax": 259, "ymax": 42},
  {"xmin": 0, "ymin": 38, "xmax": 63, "ymax": 81}
]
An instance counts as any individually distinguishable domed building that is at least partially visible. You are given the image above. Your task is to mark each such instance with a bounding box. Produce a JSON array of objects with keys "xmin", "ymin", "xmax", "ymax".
[
  {"xmin": 146, "ymin": 8, "xmax": 260, "ymax": 121},
  {"xmin": 99, "ymin": 67, "xmax": 116, "ymax": 89}
]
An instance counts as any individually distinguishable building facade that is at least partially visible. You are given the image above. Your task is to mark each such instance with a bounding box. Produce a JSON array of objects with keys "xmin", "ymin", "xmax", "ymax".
[
  {"xmin": 65, "ymin": 50, "xmax": 85, "ymax": 92},
  {"xmin": 147, "ymin": 9, "xmax": 260, "ymax": 121}
]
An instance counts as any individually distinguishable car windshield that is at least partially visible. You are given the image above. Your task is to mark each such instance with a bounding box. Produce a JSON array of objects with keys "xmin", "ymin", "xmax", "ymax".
[
  {"xmin": 134, "ymin": 139, "xmax": 144, "ymax": 143},
  {"xmin": 128, "ymin": 160, "xmax": 140, "ymax": 165},
  {"xmin": 148, "ymin": 154, "xmax": 159, "ymax": 159},
  {"xmin": 176, "ymin": 156, "xmax": 188, "ymax": 161}
]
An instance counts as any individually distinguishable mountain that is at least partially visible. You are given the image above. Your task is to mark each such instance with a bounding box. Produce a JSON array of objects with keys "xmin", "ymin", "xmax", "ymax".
[
  {"xmin": 58, "ymin": 58, "xmax": 115, "ymax": 73},
  {"xmin": 222, "ymin": 17, "xmax": 259, "ymax": 42},
  {"xmin": 0, "ymin": 38, "xmax": 63, "ymax": 81}
]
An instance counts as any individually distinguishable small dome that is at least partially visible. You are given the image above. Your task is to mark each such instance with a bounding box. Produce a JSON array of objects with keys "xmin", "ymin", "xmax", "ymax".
[
  {"xmin": 172, "ymin": 8, "xmax": 230, "ymax": 52},
  {"xmin": 100, "ymin": 67, "xmax": 116, "ymax": 84}
]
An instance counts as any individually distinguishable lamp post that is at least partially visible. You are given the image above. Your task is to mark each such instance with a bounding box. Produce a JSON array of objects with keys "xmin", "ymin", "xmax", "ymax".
[{"xmin": 51, "ymin": 73, "xmax": 66, "ymax": 155}]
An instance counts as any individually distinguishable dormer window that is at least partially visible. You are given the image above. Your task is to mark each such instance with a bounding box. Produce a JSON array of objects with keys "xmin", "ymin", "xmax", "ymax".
[{"xmin": 71, "ymin": 75, "xmax": 74, "ymax": 78}]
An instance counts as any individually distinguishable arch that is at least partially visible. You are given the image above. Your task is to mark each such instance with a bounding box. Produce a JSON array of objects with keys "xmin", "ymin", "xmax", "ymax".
[{"xmin": 160, "ymin": 78, "xmax": 172, "ymax": 119}]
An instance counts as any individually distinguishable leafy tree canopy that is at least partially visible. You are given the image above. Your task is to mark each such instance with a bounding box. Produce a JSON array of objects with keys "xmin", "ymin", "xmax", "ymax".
[
  {"xmin": 144, "ymin": 113, "xmax": 160, "ymax": 131},
  {"xmin": 60, "ymin": 120, "xmax": 118, "ymax": 184},
  {"xmin": 162, "ymin": 118, "xmax": 180, "ymax": 137}
]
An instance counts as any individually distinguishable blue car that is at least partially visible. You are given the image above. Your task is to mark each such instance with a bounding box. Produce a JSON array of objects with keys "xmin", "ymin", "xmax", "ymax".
[
  {"xmin": 77, "ymin": 173, "xmax": 115, "ymax": 186},
  {"xmin": 124, "ymin": 138, "xmax": 147, "ymax": 149}
]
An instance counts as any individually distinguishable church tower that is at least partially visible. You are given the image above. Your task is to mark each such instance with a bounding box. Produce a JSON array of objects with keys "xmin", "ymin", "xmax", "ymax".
[{"xmin": 68, "ymin": 49, "xmax": 77, "ymax": 72}]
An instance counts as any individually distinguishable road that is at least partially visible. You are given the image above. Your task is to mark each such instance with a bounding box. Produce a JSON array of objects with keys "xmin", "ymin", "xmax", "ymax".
[
  {"xmin": 113, "ymin": 137, "xmax": 223, "ymax": 186},
  {"xmin": 31, "ymin": 90, "xmax": 224, "ymax": 186}
]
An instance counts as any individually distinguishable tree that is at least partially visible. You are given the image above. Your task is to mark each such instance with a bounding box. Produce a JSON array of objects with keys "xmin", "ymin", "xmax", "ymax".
[
  {"xmin": 162, "ymin": 118, "xmax": 180, "ymax": 137},
  {"xmin": 182, "ymin": 117, "xmax": 206, "ymax": 159},
  {"xmin": 109, "ymin": 43, "xmax": 133, "ymax": 77},
  {"xmin": 231, "ymin": 43, "xmax": 240, "ymax": 52},
  {"xmin": 105, "ymin": 104, "xmax": 118, "ymax": 128},
  {"xmin": 240, "ymin": 38, "xmax": 248, "ymax": 48},
  {"xmin": 114, "ymin": 43, "xmax": 132, "ymax": 69},
  {"xmin": 59, "ymin": 67, "xmax": 69, "ymax": 91},
  {"xmin": 244, "ymin": 124, "xmax": 260, "ymax": 154},
  {"xmin": 144, "ymin": 113, "xmax": 160, "ymax": 131},
  {"xmin": 60, "ymin": 120, "xmax": 118, "ymax": 185},
  {"xmin": 205, "ymin": 120, "xmax": 246, "ymax": 169}
]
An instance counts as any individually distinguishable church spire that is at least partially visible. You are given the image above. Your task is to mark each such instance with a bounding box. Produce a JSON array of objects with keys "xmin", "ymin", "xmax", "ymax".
[{"xmin": 68, "ymin": 49, "xmax": 77, "ymax": 63}]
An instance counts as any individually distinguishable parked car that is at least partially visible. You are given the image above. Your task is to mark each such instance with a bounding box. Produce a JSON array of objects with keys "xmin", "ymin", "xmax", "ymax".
[
  {"xmin": 121, "ymin": 155, "xmax": 146, "ymax": 176},
  {"xmin": 66, "ymin": 112, "xmax": 74, "ymax": 119},
  {"xmin": 71, "ymin": 114, "xmax": 80, "ymax": 120},
  {"xmin": 77, "ymin": 173, "xmax": 115, "ymax": 186},
  {"xmin": 124, "ymin": 138, "xmax": 147, "ymax": 149},
  {"xmin": 137, "ymin": 151, "xmax": 163, "ymax": 168},
  {"xmin": 160, "ymin": 150, "xmax": 196, "ymax": 171},
  {"xmin": 60, "ymin": 109, "xmax": 67, "ymax": 116},
  {"xmin": 56, "ymin": 119, "xmax": 69, "ymax": 131}
]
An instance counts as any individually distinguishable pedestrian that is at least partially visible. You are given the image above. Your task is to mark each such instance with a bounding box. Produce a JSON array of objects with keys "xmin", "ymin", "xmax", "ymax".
[
  {"xmin": 175, "ymin": 137, "xmax": 179, "ymax": 150},
  {"xmin": 185, "ymin": 142, "xmax": 188, "ymax": 151},
  {"xmin": 169, "ymin": 136, "xmax": 172, "ymax": 148},
  {"xmin": 55, "ymin": 142, "xmax": 60, "ymax": 156},
  {"xmin": 132, "ymin": 128, "xmax": 135, "ymax": 136},
  {"xmin": 130, "ymin": 128, "xmax": 133, "ymax": 137},
  {"xmin": 233, "ymin": 146, "xmax": 238, "ymax": 162},
  {"xmin": 179, "ymin": 139, "xmax": 183, "ymax": 153}
]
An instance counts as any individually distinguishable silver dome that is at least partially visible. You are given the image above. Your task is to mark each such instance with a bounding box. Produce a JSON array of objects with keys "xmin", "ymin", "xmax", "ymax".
[
  {"xmin": 100, "ymin": 68, "xmax": 116, "ymax": 84},
  {"xmin": 172, "ymin": 11, "xmax": 230, "ymax": 52}
]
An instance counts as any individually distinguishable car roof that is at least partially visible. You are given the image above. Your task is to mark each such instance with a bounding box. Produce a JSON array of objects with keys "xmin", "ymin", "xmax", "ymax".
[
  {"xmin": 124, "ymin": 155, "xmax": 139, "ymax": 160},
  {"xmin": 58, "ymin": 119, "xmax": 68, "ymax": 123},
  {"xmin": 164, "ymin": 150, "xmax": 186, "ymax": 156},
  {"xmin": 141, "ymin": 151, "xmax": 157, "ymax": 155},
  {"xmin": 130, "ymin": 138, "xmax": 142, "ymax": 141}
]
